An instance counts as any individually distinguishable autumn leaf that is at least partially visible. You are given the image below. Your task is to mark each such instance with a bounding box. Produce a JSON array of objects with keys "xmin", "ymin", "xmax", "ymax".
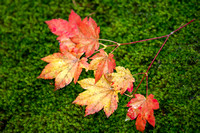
[
  {"xmin": 37, "ymin": 52, "xmax": 88, "ymax": 90},
  {"xmin": 135, "ymin": 105, "xmax": 156, "ymax": 131},
  {"xmin": 89, "ymin": 49, "xmax": 116, "ymax": 83},
  {"xmin": 107, "ymin": 66, "xmax": 135, "ymax": 94},
  {"xmin": 45, "ymin": 10, "xmax": 80, "ymax": 53},
  {"xmin": 127, "ymin": 94, "xmax": 159, "ymax": 132},
  {"xmin": 73, "ymin": 76, "xmax": 119, "ymax": 117},
  {"xmin": 45, "ymin": 18, "xmax": 70, "ymax": 36},
  {"xmin": 45, "ymin": 10, "xmax": 81, "ymax": 38},
  {"xmin": 71, "ymin": 16, "xmax": 100, "ymax": 57},
  {"xmin": 46, "ymin": 10, "xmax": 100, "ymax": 57}
]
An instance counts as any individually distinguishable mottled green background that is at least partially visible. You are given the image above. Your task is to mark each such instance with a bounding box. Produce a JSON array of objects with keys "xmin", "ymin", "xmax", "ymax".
[{"xmin": 0, "ymin": 0, "xmax": 199, "ymax": 132}]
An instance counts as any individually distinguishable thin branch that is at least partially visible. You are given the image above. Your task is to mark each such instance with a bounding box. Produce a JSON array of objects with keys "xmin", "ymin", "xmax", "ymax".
[
  {"xmin": 106, "ymin": 35, "xmax": 168, "ymax": 47},
  {"xmin": 98, "ymin": 38, "xmax": 118, "ymax": 44},
  {"xmin": 111, "ymin": 44, "xmax": 120, "ymax": 53},
  {"xmin": 132, "ymin": 35, "xmax": 170, "ymax": 95},
  {"xmin": 146, "ymin": 73, "xmax": 148, "ymax": 97},
  {"xmin": 131, "ymin": 19, "xmax": 195, "ymax": 95},
  {"xmin": 146, "ymin": 35, "xmax": 170, "ymax": 73},
  {"xmin": 171, "ymin": 19, "xmax": 195, "ymax": 35},
  {"xmin": 120, "ymin": 35, "xmax": 168, "ymax": 45},
  {"xmin": 105, "ymin": 19, "xmax": 195, "ymax": 47}
]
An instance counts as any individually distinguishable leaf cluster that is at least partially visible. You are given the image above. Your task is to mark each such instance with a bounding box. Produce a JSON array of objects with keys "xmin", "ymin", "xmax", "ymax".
[{"xmin": 0, "ymin": 0, "xmax": 199, "ymax": 132}]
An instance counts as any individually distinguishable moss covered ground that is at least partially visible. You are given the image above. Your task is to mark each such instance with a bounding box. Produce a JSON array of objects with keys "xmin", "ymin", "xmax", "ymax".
[{"xmin": 0, "ymin": 0, "xmax": 200, "ymax": 132}]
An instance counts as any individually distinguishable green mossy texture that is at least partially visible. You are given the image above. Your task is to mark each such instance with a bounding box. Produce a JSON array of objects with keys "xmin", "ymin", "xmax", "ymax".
[{"xmin": 0, "ymin": 0, "xmax": 200, "ymax": 132}]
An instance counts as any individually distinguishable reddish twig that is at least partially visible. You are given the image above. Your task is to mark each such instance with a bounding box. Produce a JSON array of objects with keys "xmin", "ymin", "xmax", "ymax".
[
  {"xmin": 132, "ymin": 19, "xmax": 195, "ymax": 95},
  {"xmin": 107, "ymin": 35, "xmax": 168, "ymax": 47},
  {"xmin": 106, "ymin": 19, "xmax": 195, "ymax": 47},
  {"xmin": 111, "ymin": 44, "xmax": 120, "ymax": 53},
  {"xmin": 133, "ymin": 35, "xmax": 170, "ymax": 95},
  {"xmin": 146, "ymin": 73, "xmax": 148, "ymax": 97}
]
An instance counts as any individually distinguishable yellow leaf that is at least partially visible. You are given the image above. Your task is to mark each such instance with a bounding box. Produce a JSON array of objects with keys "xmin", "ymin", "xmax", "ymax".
[
  {"xmin": 38, "ymin": 52, "xmax": 88, "ymax": 90},
  {"xmin": 73, "ymin": 76, "xmax": 119, "ymax": 117},
  {"xmin": 108, "ymin": 66, "xmax": 135, "ymax": 94}
]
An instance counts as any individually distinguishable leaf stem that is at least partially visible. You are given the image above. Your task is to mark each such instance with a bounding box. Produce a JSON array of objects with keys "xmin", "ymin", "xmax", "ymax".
[
  {"xmin": 99, "ymin": 43, "xmax": 107, "ymax": 49},
  {"xmin": 124, "ymin": 93, "xmax": 133, "ymax": 98},
  {"xmin": 98, "ymin": 38, "xmax": 118, "ymax": 44}
]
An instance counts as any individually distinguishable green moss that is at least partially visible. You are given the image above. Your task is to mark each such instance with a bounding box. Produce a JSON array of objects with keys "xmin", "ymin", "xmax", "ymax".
[{"xmin": 0, "ymin": 0, "xmax": 200, "ymax": 132}]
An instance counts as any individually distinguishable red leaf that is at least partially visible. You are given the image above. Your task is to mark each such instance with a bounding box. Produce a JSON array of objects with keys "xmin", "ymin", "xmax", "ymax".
[
  {"xmin": 45, "ymin": 19, "xmax": 70, "ymax": 36},
  {"xmin": 136, "ymin": 114, "xmax": 146, "ymax": 132},
  {"xmin": 126, "ymin": 94, "xmax": 159, "ymax": 132},
  {"xmin": 146, "ymin": 109, "xmax": 156, "ymax": 127},
  {"xmin": 127, "ymin": 86, "xmax": 134, "ymax": 93},
  {"xmin": 68, "ymin": 10, "xmax": 81, "ymax": 24},
  {"xmin": 127, "ymin": 107, "xmax": 140, "ymax": 120},
  {"xmin": 146, "ymin": 94, "xmax": 159, "ymax": 110},
  {"xmin": 127, "ymin": 94, "xmax": 146, "ymax": 108}
]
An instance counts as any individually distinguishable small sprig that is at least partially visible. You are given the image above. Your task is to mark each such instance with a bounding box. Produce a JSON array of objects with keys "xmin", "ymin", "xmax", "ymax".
[{"xmin": 38, "ymin": 10, "xmax": 195, "ymax": 132}]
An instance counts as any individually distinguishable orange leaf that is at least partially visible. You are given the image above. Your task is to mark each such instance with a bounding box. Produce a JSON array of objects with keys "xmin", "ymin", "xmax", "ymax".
[
  {"xmin": 38, "ymin": 52, "xmax": 88, "ymax": 90},
  {"xmin": 135, "ymin": 113, "xmax": 146, "ymax": 132},
  {"xmin": 127, "ymin": 94, "xmax": 159, "ymax": 132},
  {"xmin": 73, "ymin": 76, "xmax": 119, "ymax": 117},
  {"xmin": 89, "ymin": 49, "xmax": 116, "ymax": 83}
]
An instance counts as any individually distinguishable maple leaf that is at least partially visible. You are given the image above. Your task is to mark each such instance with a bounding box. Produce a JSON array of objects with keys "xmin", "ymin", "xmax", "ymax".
[
  {"xmin": 45, "ymin": 10, "xmax": 81, "ymax": 38},
  {"xmin": 45, "ymin": 10, "xmax": 81, "ymax": 53},
  {"xmin": 46, "ymin": 10, "xmax": 100, "ymax": 57},
  {"xmin": 45, "ymin": 18, "xmax": 70, "ymax": 36},
  {"xmin": 107, "ymin": 66, "xmax": 135, "ymax": 94},
  {"xmin": 89, "ymin": 49, "xmax": 116, "ymax": 83},
  {"xmin": 71, "ymin": 16, "xmax": 100, "ymax": 57},
  {"xmin": 73, "ymin": 76, "xmax": 119, "ymax": 117},
  {"xmin": 126, "ymin": 94, "xmax": 159, "ymax": 132},
  {"xmin": 37, "ymin": 52, "xmax": 88, "ymax": 90}
]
